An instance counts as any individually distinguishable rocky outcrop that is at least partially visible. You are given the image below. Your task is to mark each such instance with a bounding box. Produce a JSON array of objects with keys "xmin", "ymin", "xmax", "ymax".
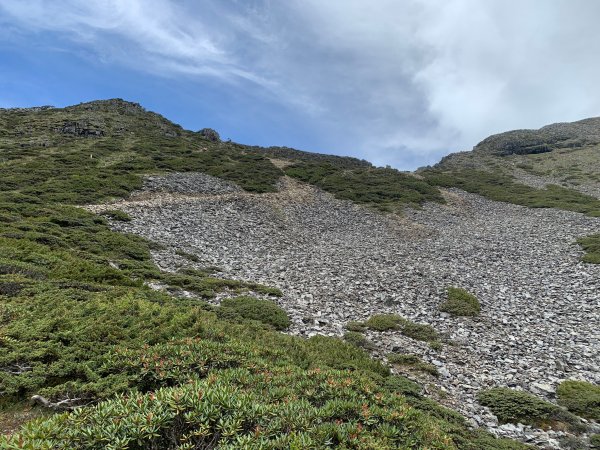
[
  {"xmin": 57, "ymin": 121, "xmax": 104, "ymax": 137},
  {"xmin": 198, "ymin": 128, "xmax": 221, "ymax": 143}
]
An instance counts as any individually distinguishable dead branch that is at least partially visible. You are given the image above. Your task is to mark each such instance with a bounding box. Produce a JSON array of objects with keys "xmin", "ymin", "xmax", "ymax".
[
  {"xmin": 31, "ymin": 395, "xmax": 83, "ymax": 411},
  {"xmin": 1, "ymin": 363, "xmax": 32, "ymax": 375}
]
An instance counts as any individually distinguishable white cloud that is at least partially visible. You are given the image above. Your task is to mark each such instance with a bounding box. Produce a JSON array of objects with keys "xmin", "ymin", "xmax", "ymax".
[
  {"xmin": 3, "ymin": 0, "xmax": 600, "ymax": 168},
  {"xmin": 412, "ymin": 0, "xmax": 600, "ymax": 154},
  {"xmin": 0, "ymin": 1, "xmax": 247, "ymax": 81}
]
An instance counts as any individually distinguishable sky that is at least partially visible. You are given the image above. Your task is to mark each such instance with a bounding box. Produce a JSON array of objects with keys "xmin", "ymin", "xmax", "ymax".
[{"xmin": 1, "ymin": 1, "xmax": 600, "ymax": 169}]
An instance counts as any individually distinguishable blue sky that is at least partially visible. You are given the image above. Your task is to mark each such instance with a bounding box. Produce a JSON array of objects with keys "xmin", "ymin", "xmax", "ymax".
[{"xmin": 2, "ymin": 1, "xmax": 600, "ymax": 169}]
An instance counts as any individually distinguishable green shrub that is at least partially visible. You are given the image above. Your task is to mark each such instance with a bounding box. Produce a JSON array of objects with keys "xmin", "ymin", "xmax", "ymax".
[
  {"xmin": 577, "ymin": 234, "xmax": 600, "ymax": 264},
  {"xmin": 302, "ymin": 335, "xmax": 389, "ymax": 377},
  {"xmin": 388, "ymin": 353, "xmax": 439, "ymax": 376},
  {"xmin": 558, "ymin": 436, "xmax": 587, "ymax": 450},
  {"xmin": 365, "ymin": 314, "xmax": 403, "ymax": 331},
  {"xmin": 219, "ymin": 296, "xmax": 291, "ymax": 330},
  {"xmin": 159, "ymin": 271, "xmax": 281, "ymax": 299},
  {"xmin": 478, "ymin": 388, "xmax": 583, "ymax": 431},
  {"xmin": 440, "ymin": 287, "xmax": 481, "ymax": 317},
  {"xmin": 0, "ymin": 367, "xmax": 454, "ymax": 449},
  {"xmin": 401, "ymin": 321, "xmax": 439, "ymax": 342},
  {"xmin": 590, "ymin": 434, "xmax": 600, "ymax": 449},
  {"xmin": 384, "ymin": 375, "xmax": 422, "ymax": 397},
  {"xmin": 557, "ymin": 380, "xmax": 600, "ymax": 420},
  {"xmin": 423, "ymin": 169, "xmax": 600, "ymax": 217},
  {"xmin": 365, "ymin": 314, "xmax": 439, "ymax": 342},
  {"xmin": 100, "ymin": 209, "xmax": 132, "ymax": 222},
  {"xmin": 174, "ymin": 249, "xmax": 201, "ymax": 262},
  {"xmin": 345, "ymin": 320, "xmax": 367, "ymax": 332},
  {"xmin": 285, "ymin": 162, "xmax": 444, "ymax": 211},
  {"xmin": 343, "ymin": 331, "xmax": 373, "ymax": 350},
  {"xmin": 450, "ymin": 430, "xmax": 534, "ymax": 450},
  {"xmin": 429, "ymin": 341, "xmax": 443, "ymax": 351}
]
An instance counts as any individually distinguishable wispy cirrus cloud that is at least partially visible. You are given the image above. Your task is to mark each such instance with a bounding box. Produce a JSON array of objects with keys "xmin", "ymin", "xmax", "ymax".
[{"xmin": 2, "ymin": 0, "xmax": 600, "ymax": 168}]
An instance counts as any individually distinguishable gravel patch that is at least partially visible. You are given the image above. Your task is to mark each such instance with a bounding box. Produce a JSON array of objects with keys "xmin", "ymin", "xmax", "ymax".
[{"xmin": 142, "ymin": 172, "xmax": 242, "ymax": 195}]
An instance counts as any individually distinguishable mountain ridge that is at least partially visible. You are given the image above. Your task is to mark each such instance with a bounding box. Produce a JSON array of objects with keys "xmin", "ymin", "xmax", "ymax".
[{"xmin": 0, "ymin": 99, "xmax": 599, "ymax": 449}]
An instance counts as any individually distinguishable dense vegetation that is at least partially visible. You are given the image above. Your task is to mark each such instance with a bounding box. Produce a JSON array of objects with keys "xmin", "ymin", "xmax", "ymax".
[
  {"xmin": 577, "ymin": 234, "xmax": 600, "ymax": 264},
  {"xmin": 285, "ymin": 162, "xmax": 445, "ymax": 212},
  {"xmin": 0, "ymin": 117, "xmax": 282, "ymax": 200},
  {"xmin": 477, "ymin": 388, "xmax": 583, "ymax": 432},
  {"xmin": 439, "ymin": 287, "xmax": 481, "ymax": 317},
  {"xmin": 423, "ymin": 169, "xmax": 600, "ymax": 217},
  {"xmin": 0, "ymin": 101, "xmax": 526, "ymax": 448},
  {"xmin": 3, "ymin": 366, "xmax": 452, "ymax": 449},
  {"xmin": 217, "ymin": 296, "xmax": 291, "ymax": 330},
  {"xmin": 343, "ymin": 331, "xmax": 374, "ymax": 350},
  {"xmin": 557, "ymin": 380, "xmax": 600, "ymax": 421}
]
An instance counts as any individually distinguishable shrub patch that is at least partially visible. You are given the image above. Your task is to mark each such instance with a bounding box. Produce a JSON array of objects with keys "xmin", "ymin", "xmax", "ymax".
[
  {"xmin": 440, "ymin": 287, "xmax": 481, "ymax": 317},
  {"xmin": 478, "ymin": 388, "xmax": 583, "ymax": 432},
  {"xmin": 557, "ymin": 380, "xmax": 600, "ymax": 421}
]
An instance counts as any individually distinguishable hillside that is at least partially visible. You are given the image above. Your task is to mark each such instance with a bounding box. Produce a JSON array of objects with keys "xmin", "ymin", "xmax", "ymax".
[
  {"xmin": 0, "ymin": 100, "xmax": 599, "ymax": 449},
  {"xmin": 428, "ymin": 118, "xmax": 600, "ymax": 201}
]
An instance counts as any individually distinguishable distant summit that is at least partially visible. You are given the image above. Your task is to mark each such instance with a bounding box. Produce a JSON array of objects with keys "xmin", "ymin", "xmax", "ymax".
[
  {"xmin": 67, "ymin": 98, "xmax": 147, "ymax": 114},
  {"xmin": 473, "ymin": 117, "xmax": 600, "ymax": 156}
]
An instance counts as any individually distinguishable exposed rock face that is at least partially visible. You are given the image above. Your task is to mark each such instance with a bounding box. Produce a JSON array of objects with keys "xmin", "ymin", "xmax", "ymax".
[
  {"xmin": 199, "ymin": 128, "xmax": 220, "ymax": 142},
  {"xmin": 473, "ymin": 117, "xmax": 600, "ymax": 156},
  {"xmin": 57, "ymin": 121, "xmax": 104, "ymax": 137},
  {"xmin": 89, "ymin": 172, "xmax": 600, "ymax": 448}
]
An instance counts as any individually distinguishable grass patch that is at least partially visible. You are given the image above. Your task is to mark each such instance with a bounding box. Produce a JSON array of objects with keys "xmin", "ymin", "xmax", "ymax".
[
  {"xmin": 577, "ymin": 234, "xmax": 600, "ymax": 264},
  {"xmin": 478, "ymin": 388, "xmax": 584, "ymax": 432},
  {"xmin": 440, "ymin": 287, "xmax": 481, "ymax": 317},
  {"xmin": 557, "ymin": 380, "xmax": 600, "ymax": 421}
]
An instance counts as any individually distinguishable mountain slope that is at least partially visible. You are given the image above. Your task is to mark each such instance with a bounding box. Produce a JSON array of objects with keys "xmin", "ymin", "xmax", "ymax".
[
  {"xmin": 0, "ymin": 100, "xmax": 536, "ymax": 449},
  {"xmin": 427, "ymin": 118, "xmax": 600, "ymax": 202},
  {"xmin": 2, "ymin": 100, "xmax": 599, "ymax": 448}
]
